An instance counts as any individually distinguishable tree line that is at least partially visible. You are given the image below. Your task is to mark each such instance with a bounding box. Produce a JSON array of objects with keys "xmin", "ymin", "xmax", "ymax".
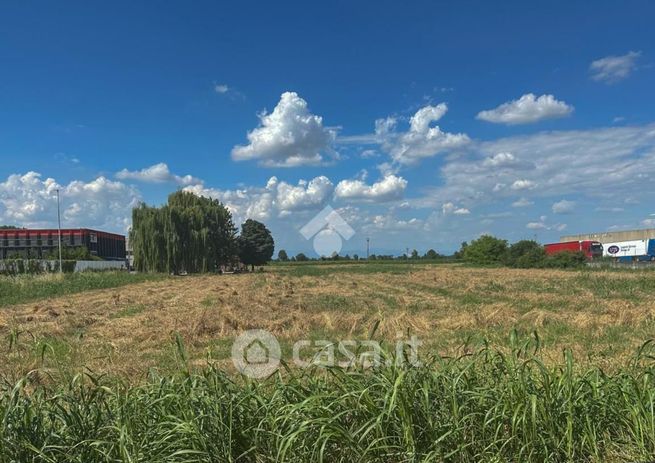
[
  {"xmin": 276, "ymin": 248, "xmax": 449, "ymax": 262},
  {"xmin": 455, "ymin": 235, "xmax": 587, "ymax": 268},
  {"xmin": 130, "ymin": 191, "xmax": 274, "ymax": 273}
]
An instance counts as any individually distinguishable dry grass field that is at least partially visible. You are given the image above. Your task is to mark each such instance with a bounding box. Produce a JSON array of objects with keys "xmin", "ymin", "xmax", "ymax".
[{"xmin": 2, "ymin": 263, "xmax": 655, "ymax": 383}]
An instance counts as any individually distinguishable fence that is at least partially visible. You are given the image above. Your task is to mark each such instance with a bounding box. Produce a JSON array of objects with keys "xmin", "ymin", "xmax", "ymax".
[
  {"xmin": 0, "ymin": 259, "xmax": 127, "ymax": 275},
  {"xmin": 587, "ymin": 261, "xmax": 655, "ymax": 269}
]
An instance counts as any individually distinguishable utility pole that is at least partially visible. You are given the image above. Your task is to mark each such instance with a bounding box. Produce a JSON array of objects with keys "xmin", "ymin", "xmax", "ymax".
[
  {"xmin": 366, "ymin": 237, "xmax": 370, "ymax": 260},
  {"xmin": 56, "ymin": 188, "xmax": 62, "ymax": 273}
]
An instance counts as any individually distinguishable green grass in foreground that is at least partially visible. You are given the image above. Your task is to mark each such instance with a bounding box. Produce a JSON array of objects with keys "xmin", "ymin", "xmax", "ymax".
[
  {"xmin": 3, "ymin": 339, "xmax": 655, "ymax": 462},
  {"xmin": 0, "ymin": 271, "xmax": 166, "ymax": 307}
]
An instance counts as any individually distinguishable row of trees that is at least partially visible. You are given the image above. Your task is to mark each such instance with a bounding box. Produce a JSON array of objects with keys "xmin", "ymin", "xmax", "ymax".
[
  {"xmin": 457, "ymin": 235, "xmax": 587, "ymax": 268},
  {"xmin": 131, "ymin": 191, "xmax": 274, "ymax": 273},
  {"xmin": 276, "ymin": 248, "xmax": 446, "ymax": 262}
]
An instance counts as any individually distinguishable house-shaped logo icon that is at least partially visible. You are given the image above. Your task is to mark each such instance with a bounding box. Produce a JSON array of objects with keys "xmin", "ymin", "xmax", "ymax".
[
  {"xmin": 300, "ymin": 205, "xmax": 355, "ymax": 257},
  {"xmin": 244, "ymin": 338, "xmax": 270, "ymax": 365},
  {"xmin": 231, "ymin": 329, "xmax": 281, "ymax": 378}
]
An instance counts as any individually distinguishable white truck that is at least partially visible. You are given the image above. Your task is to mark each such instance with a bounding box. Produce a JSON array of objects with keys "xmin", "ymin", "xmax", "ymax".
[{"xmin": 602, "ymin": 239, "xmax": 655, "ymax": 261}]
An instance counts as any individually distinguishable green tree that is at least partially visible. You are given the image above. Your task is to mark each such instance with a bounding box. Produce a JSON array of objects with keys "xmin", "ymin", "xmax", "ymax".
[
  {"xmin": 44, "ymin": 246, "xmax": 94, "ymax": 260},
  {"xmin": 277, "ymin": 249, "xmax": 289, "ymax": 261},
  {"xmin": 411, "ymin": 249, "xmax": 419, "ymax": 259},
  {"xmin": 506, "ymin": 240, "xmax": 546, "ymax": 268},
  {"xmin": 295, "ymin": 252, "xmax": 309, "ymax": 262},
  {"xmin": 237, "ymin": 219, "xmax": 274, "ymax": 271},
  {"xmin": 424, "ymin": 249, "xmax": 439, "ymax": 260},
  {"xmin": 454, "ymin": 241, "xmax": 468, "ymax": 260},
  {"xmin": 131, "ymin": 191, "xmax": 236, "ymax": 273},
  {"xmin": 463, "ymin": 235, "xmax": 508, "ymax": 265}
]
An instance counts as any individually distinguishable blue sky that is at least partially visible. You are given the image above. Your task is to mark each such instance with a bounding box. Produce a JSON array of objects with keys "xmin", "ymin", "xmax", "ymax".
[{"xmin": 1, "ymin": 0, "xmax": 654, "ymax": 255}]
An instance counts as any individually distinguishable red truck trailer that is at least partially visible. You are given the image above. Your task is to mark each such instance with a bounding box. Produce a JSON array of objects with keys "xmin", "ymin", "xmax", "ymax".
[{"xmin": 544, "ymin": 240, "xmax": 603, "ymax": 260}]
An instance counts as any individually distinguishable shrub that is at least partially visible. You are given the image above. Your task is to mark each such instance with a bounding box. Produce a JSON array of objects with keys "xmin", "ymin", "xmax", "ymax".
[
  {"xmin": 463, "ymin": 235, "xmax": 508, "ymax": 265},
  {"xmin": 506, "ymin": 240, "xmax": 546, "ymax": 268},
  {"xmin": 0, "ymin": 259, "xmax": 77, "ymax": 276},
  {"xmin": 544, "ymin": 250, "xmax": 587, "ymax": 268}
]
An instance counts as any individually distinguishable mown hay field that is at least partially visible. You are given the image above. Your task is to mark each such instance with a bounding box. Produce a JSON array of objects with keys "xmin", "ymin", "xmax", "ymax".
[
  {"xmin": 1, "ymin": 262, "xmax": 655, "ymax": 382},
  {"xmin": 3, "ymin": 263, "xmax": 655, "ymax": 461}
]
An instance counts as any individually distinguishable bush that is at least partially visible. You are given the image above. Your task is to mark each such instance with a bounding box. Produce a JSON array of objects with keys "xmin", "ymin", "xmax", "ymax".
[
  {"xmin": 544, "ymin": 251, "xmax": 587, "ymax": 268},
  {"xmin": 295, "ymin": 253, "xmax": 309, "ymax": 262},
  {"xmin": 0, "ymin": 260, "xmax": 77, "ymax": 276},
  {"xmin": 506, "ymin": 240, "xmax": 546, "ymax": 268},
  {"xmin": 463, "ymin": 235, "xmax": 508, "ymax": 265}
]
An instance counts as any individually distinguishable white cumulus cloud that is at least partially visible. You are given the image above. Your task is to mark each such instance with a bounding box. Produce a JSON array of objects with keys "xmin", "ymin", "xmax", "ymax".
[
  {"xmin": 376, "ymin": 103, "xmax": 470, "ymax": 166},
  {"xmin": 184, "ymin": 174, "xmax": 335, "ymax": 223},
  {"xmin": 511, "ymin": 179, "xmax": 537, "ymax": 190},
  {"xmin": 590, "ymin": 51, "xmax": 641, "ymax": 84},
  {"xmin": 116, "ymin": 163, "xmax": 201, "ymax": 186},
  {"xmin": 476, "ymin": 94, "xmax": 573, "ymax": 125},
  {"xmin": 272, "ymin": 176, "xmax": 334, "ymax": 211},
  {"xmin": 231, "ymin": 92, "xmax": 337, "ymax": 167},
  {"xmin": 442, "ymin": 202, "xmax": 470, "ymax": 215},
  {"xmin": 552, "ymin": 199, "xmax": 576, "ymax": 214},
  {"xmin": 483, "ymin": 152, "xmax": 518, "ymax": 167},
  {"xmin": 335, "ymin": 175, "xmax": 407, "ymax": 202},
  {"xmin": 526, "ymin": 221, "xmax": 547, "ymax": 230},
  {"xmin": 0, "ymin": 172, "xmax": 140, "ymax": 232},
  {"xmin": 512, "ymin": 197, "xmax": 534, "ymax": 208}
]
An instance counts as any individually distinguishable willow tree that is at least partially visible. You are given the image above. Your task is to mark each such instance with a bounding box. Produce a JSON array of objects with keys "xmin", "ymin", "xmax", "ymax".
[{"xmin": 130, "ymin": 191, "xmax": 236, "ymax": 273}]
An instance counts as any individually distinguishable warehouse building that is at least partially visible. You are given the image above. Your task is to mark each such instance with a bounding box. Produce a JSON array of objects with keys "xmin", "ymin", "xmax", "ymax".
[
  {"xmin": 0, "ymin": 228, "xmax": 126, "ymax": 260},
  {"xmin": 561, "ymin": 228, "xmax": 655, "ymax": 244}
]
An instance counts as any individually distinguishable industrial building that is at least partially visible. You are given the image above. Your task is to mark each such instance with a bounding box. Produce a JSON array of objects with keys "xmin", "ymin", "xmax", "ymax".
[
  {"xmin": 560, "ymin": 228, "xmax": 655, "ymax": 244},
  {"xmin": 0, "ymin": 228, "xmax": 126, "ymax": 261}
]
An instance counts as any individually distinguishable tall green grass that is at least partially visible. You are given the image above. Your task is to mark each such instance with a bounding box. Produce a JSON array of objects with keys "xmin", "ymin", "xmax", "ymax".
[
  {"xmin": 2, "ymin": 339, "xmax": 655, "ymax": 461},
  {"xmin": 0, "ymin": 272, "xmax": 166, "ymax": 307}
]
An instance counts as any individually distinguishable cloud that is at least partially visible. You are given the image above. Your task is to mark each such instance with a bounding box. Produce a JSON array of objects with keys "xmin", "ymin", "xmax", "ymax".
[
  {"xmin": 415, "ymin": 123, "xmax": 655, "ymax": 218},
  {"xmin": 642, "ymin": 218, "xmax": 655, "ymax": 227},
  {"xmin": 375, "ymin": 103, "xmax": 470, "ymax": 166},
  {"xmin": 214, "ymin": 83, "xmax": 244, "ymax": 100},
  {"xmin": 526, "ymin": 215, "xmax": 566, "ymax": 231},
  {"xmin": 183, "ymin": 182, "xmax": 274, "ymax": 223},
  {"xmin": 214, "ymin": 84, "xmax": 229, "ymax": 94},
  {"xmin": 272, "ymin": 176, "xmax": 334, "ymax": 211},
  {"xmin": 184, "ymin": 174, "xmax": 336, "ymax": 224},
  {"xmin": 476, "ymin": 94, "xmax": 573, "ymax": 125},
  {"xmin": 552, "ymin": 199, "xmax": 575, "ymax": 214},
  {"xmin": 0, "ymin": 172, "xmax": 140, "ymax": 232},
  {"xmin": 526, "ymin": 221, "xmax": 547, "ymax": 230},
  {"xmin": 590, "ymin": 51, "xmax": 641, "ymax": 84},
  {"xmin": 366, "ymin": 214, "xmax": 423, "ymax": 231},
  {"xmin": 335, "ymin": 175, "xmax": 407, "ymax": 202},
  {"xmin": 512, "ymin": 197, "xmax": 534, "ymax": 208},
  {"xmin": 482, "ymin": 152, "xmax": 519, "ymax": 168},
  {"xmin": 116, "ymin": 163, "xmax": 201, "ymax": 186},
  {"xmin": 441, "ymin": 202, "xmax": 470, "ymax": 215},
  {"xmin": 510, "ymin": 179, "xmax": 536, "ymax": 190},
  {"xmin": 231, "ymin": 92, "xmax": 337, "ymax": 167},
  {"xmin": 360, "ymin": 149, "xmax": 379, "ymax": 159}
]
